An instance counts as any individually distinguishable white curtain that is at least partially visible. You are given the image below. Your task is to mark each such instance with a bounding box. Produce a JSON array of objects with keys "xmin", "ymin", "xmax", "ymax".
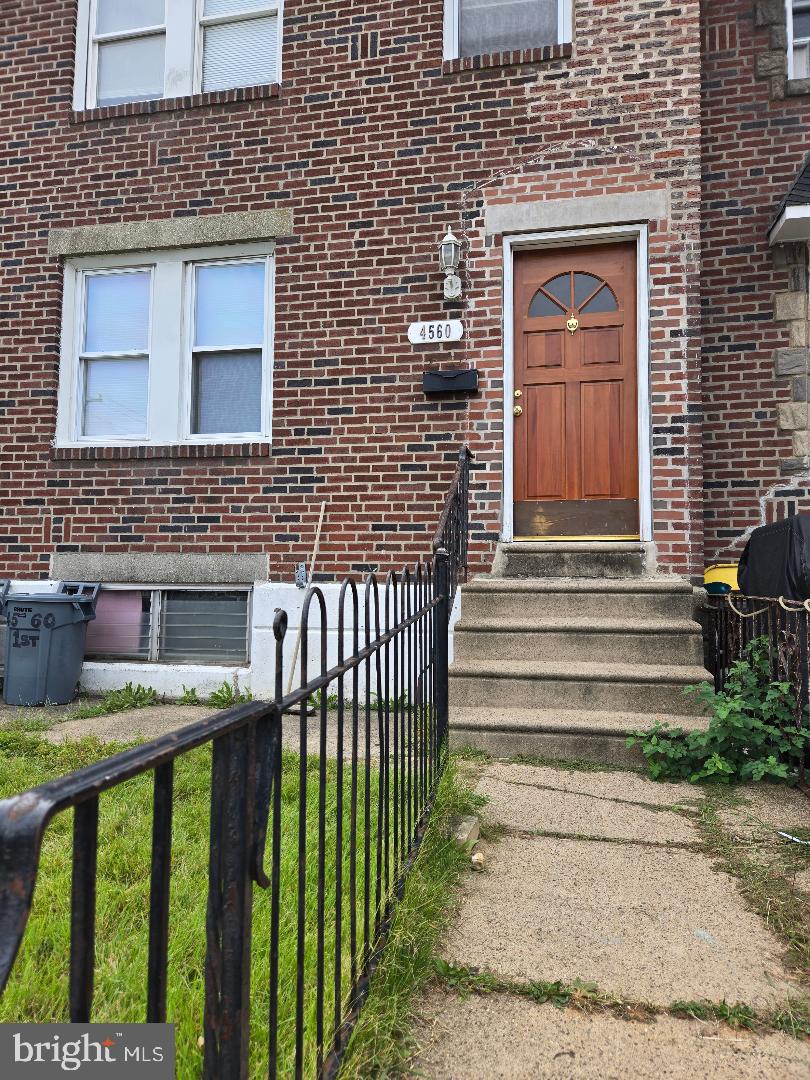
[{"xmin": 460, "ymin": 0, "xmax": 557, "ymax": 57}]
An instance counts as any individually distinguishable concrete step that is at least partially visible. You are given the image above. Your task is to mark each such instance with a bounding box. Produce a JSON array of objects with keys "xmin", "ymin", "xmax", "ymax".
[
  {"xmin": 449, "ymin": 659, "xmax": 711, "ymax": 716},
  {"xmin": 492, "ymin": 542, "xmax": 647, "ymax": 579},
  {"xmin": 450, "ymin": 706, "xmax": 710, "ymax": 767},
  {"xmin": 452, "ymin": 618, "xmax": 704, "ymax": 666},
  {"xmin": 462, "ymin": 577, "xmax": 696, "ymax": 621}
]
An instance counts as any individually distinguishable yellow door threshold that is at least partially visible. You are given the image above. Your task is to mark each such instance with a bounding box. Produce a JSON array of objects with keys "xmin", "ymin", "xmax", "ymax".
[{"xmin": 512, "ymin": 535, "xmax": 642, "ymax": 542}]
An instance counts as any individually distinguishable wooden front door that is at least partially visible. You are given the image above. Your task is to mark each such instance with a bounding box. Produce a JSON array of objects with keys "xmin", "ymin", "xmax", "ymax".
[{"xmin": 513, "ymin": 243, "xmax": 639, "ymax": 538}]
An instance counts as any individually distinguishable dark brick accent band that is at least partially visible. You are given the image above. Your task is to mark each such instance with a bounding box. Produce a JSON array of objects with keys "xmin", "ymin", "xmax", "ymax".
[
  {"xmin": 51, "ymin": 444, "xmax": 272, "ymax": 462},
  {"xmin": 71, "ymin": 83, "xmax": 281, "ymax": 124},
  {"xmin": 441, "ymin": 43, "xmax": 572, "ymax": 75}
]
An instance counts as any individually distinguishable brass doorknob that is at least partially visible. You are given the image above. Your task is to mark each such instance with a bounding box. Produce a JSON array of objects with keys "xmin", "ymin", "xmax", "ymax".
[{"xmin": 513, "ymin": 405, "xmax": 523, "ymax": 417}]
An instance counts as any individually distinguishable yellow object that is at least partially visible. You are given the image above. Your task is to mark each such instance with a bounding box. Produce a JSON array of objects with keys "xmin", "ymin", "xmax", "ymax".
[{"xmin": 704, "ymin": 563, "xmax": 738, "ymax": 591}]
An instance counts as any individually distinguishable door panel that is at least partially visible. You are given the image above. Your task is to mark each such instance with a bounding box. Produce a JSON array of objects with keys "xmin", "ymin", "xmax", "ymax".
[
  {"xmin": 580, "ymin": 381, "xmax": 623, "ymax": 498},
  {"xmin": 513, "ymin": 242, "xmax": 639, "ymax": 538},
  {"xmin": 526, "ymin": 331, "xmax": 564, "ymax": 369},
  {"xmin": 581, "ymin": 327, "xmax": 622, "ymax": 367},
  {"xmin": 524, "ymin": 383, "xmax": 565, "ymax": 499}
]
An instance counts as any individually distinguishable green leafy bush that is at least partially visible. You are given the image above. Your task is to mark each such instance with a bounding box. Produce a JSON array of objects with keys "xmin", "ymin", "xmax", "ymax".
[
  {"xmin": 70, "ymin": 682, "xmax": 157, "ymax": 719},
  {"xmin": 178, "ymin": 685, "xmax": 200, "ymax": 706},
  {"xmin": 102, "ymin": 682, "xmax": 157, "ymax": 712},
  {"xmin": 628, "ymin": 638, "xmax": 810, "ymax": 784},
  {"xmin": 207, "ymin": 681, "xmax": 253, "ymax": 709}
]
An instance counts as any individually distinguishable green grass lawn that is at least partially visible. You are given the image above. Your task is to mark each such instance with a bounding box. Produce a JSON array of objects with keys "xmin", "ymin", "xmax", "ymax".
[{"xmin": 0, "ymin": 731, "xmax": 384, "ymax": 1077}]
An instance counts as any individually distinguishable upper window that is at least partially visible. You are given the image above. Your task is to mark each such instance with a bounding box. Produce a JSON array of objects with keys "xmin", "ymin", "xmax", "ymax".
[
  {"xmin": 444, "ymin": 0, "xmax": 571, "ymax": 60},
  {"xmin": 57, "ymin": 244, "xmax": 275, "ymax": 447},
  {"xmin": 789, "ymin": 2, "xmax": 810, "ymax": 79},
  {"xmin": 74, "ymin": 0, "xmax": 283, "ymax": 109}
]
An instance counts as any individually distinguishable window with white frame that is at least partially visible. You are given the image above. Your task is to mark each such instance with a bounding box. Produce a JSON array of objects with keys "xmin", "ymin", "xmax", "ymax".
[
  {"xmin": 444, "ymin": 0, "xmax": 571, "ymax": 59},
  {"xmin": 84, "ymin": 586, "xmax": 251, "ymax": 664},
  {"xmin": 57, "ymin": 244, "xmax": 275, "ymax": 446},
  {"xmin": 789, "ymin": 1, "xmax": 810, "ymax": 79},
  {"xmin": 74, "ymin": 0, "xmax": 283, "ymax": 109}
]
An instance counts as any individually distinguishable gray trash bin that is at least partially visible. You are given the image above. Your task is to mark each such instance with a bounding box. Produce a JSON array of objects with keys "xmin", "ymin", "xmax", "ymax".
[{"xmin": 0, "ymin": 581, "xmax": 99, "ymax": 706}]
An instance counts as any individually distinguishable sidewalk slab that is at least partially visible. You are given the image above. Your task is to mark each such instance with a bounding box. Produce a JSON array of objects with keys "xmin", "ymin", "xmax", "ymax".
[
  {"xmin": 482, "ymin": 762, "xmax": 703, "ymax": 808},
  {"xmin": 441, "ymin": 835, "xmax": 799, "ymax": 1008},
  {"xmin": 412, "ymin": 992, "xmax": 810, "ymax": 1080},
  {"xmin": 478, "ymin": 773, "xmax": 698, "ymax": 844}
]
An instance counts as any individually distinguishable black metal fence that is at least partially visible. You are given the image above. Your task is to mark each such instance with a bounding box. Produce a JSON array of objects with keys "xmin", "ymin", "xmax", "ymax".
[
  {"xmin": 704, "ymin": 593, "xmax": 808, "ymax": 706},
  {"xmin": 0, "ymin": 449, "xmax": 472, "ymax": 1078},
  {"xmin": 432, "ymin": 445, "xmax": 472, "ymax": 612}
]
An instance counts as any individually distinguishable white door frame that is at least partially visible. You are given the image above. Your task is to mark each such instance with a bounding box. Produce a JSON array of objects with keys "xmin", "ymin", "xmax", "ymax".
[{"xmin": 501, "ymin": 224, "xmax": 652, "ymax": 543}]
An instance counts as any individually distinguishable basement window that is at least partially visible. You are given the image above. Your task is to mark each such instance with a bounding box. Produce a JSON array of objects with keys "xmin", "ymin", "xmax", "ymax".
[
  {"xmin": 84, "ymin": 587, "xmax": 250, "ymax": 664},
  {"xmin": 444, "ymin": 0, "xmax": 572, "ymax": 59},
  {"xmin": 789, "ymin": 1, "xmax": 810, "ymax": 79}
]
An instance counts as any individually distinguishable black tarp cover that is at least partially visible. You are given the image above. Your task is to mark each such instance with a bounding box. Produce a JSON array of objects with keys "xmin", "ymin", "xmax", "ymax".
[{"xmin": 738, "ymin": 515, "xmax": 810, "ymax": 601}]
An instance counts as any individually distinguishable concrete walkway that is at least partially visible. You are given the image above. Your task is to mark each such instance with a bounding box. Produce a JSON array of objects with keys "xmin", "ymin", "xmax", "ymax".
[
  {"xmin": 0, "ymin": 701, "xmax": 386, "ymax": 757},
  {"xmin": 412, "ymin": 762, "xmax": 810, "ymax": 1079}
]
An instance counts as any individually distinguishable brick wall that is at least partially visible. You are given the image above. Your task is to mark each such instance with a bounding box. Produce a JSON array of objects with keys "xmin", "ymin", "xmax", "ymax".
[
  {"xmin": 0, "ymin": 0, "xmax": 703, "ymax": 582},
  {"xmin": 702, "ymin": 1, "xmax": 810, "ymax": 564}
]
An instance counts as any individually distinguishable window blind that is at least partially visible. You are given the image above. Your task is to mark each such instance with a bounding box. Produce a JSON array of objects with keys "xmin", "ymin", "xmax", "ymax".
[{"xmin": 201, "ymin": 15, "xmax": 279, "ymax": 92}]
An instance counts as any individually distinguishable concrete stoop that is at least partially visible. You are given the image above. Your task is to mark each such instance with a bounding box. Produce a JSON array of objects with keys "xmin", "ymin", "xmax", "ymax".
[{"xmin": 449, "ymin": 543, "xmax": 712, "ymax": 766}]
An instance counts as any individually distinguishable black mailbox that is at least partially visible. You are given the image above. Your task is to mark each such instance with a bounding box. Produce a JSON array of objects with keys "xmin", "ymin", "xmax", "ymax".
[{"xmin": 422, "ymin": 368, "xmax": 479, "ymax": 394}]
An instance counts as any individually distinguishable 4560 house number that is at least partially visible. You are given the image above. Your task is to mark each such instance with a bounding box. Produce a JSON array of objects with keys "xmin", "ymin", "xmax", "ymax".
[{"xmin": 407, "ymin": 320, "xmax": 464, "ymax": 345}]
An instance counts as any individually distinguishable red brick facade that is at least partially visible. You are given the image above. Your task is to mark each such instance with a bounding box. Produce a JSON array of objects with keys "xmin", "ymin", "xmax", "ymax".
[
  {"xmin": 702, "ymin": 1, "xmax": 810, "ymax": 564},
  {"xmin": 0, "ymin": 1, "xmax": 804, "ymax": 586}
]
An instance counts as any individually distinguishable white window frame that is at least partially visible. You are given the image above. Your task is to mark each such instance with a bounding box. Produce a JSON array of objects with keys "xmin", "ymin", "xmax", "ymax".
[
  {"xmin": 78, "ymin": 265, "xmax": 154, "ymax": 440},
  {"xmin": 84, "ymin": 0, "xmax": 168, "ymax": 109},
  {"xmin": 194, "ymin": 0, "xmax": 282, "ymax": 94},
  {"xmin": 73, "ymin": 0, "xmax": 284, "ymax": 110},
  {"xmin": 788, "ymin": 1, "xmax": 810, "ymax": 79},
  {"xmin": 57, "ymin": 242, "xmax": 275, "ymax": 447},
  {"xmin": 443, "ymin": 0, "xmax": 572, "ymax": 61},
  {"xmin": 85, "ymin": 584, "xmax": 253, "ymax": 665}
]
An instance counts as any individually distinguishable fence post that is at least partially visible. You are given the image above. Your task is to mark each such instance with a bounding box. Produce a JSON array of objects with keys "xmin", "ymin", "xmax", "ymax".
[
  {"xmin": 435, "ymin": 548, "xmax": 451, "ymax": 745},
  {"xmin": 203, "ymin": 725, "xmax": 257, "ymax": 1079}
]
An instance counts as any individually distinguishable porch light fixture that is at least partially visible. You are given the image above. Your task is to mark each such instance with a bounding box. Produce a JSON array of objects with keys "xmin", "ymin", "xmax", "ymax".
[{"xmin": 439, "ymin": 228, "xmax": 462, "ymax": 300}]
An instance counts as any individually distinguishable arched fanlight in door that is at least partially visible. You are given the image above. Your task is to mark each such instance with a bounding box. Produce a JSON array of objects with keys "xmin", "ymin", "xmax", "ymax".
[{"xmin": 528, "ymin": 271, "xmax": 618, "ymax": 317}]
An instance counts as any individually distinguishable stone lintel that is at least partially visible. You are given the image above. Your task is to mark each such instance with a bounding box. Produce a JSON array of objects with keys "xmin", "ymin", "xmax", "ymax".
[
  {"xmin": 50, "ymin": 552, "xmax": 269, "ymax": 584},
  {"xmin": 49, "ymin": 209, "xmax": 294, "ymax": 257},
  {"xmin": 485, "ymin": 189, "xmax": 670, "ymax": 237}
]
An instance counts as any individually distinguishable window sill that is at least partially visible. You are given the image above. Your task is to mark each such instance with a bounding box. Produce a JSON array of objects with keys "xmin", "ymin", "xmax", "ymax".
[
  {"xmin": 71, "ymin": 82, "xmax": 281, "ymax": 124},
  {"xmin": 787, "ymin": 77, "xmax": 810, "ymax": 97},
  {"xmin": 52, "ymin": 442, "xmax": 272, "ymax": 461},
  {"xmin": 442, "ymin": 43, "xmax": 572, "ymax": 75}
]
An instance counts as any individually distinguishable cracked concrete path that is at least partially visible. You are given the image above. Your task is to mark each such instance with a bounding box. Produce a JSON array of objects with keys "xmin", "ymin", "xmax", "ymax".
[
  {"xmin": 414, "ymin": 993, "xmax": 810, "ymax": 1080},
  {"xmin": 1, "ymin": 702, "xmax": 386, "ymax": 758},
  {"xmin": 411, "ymin": 761, "xmax": 810, "ymax": 1079}
]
